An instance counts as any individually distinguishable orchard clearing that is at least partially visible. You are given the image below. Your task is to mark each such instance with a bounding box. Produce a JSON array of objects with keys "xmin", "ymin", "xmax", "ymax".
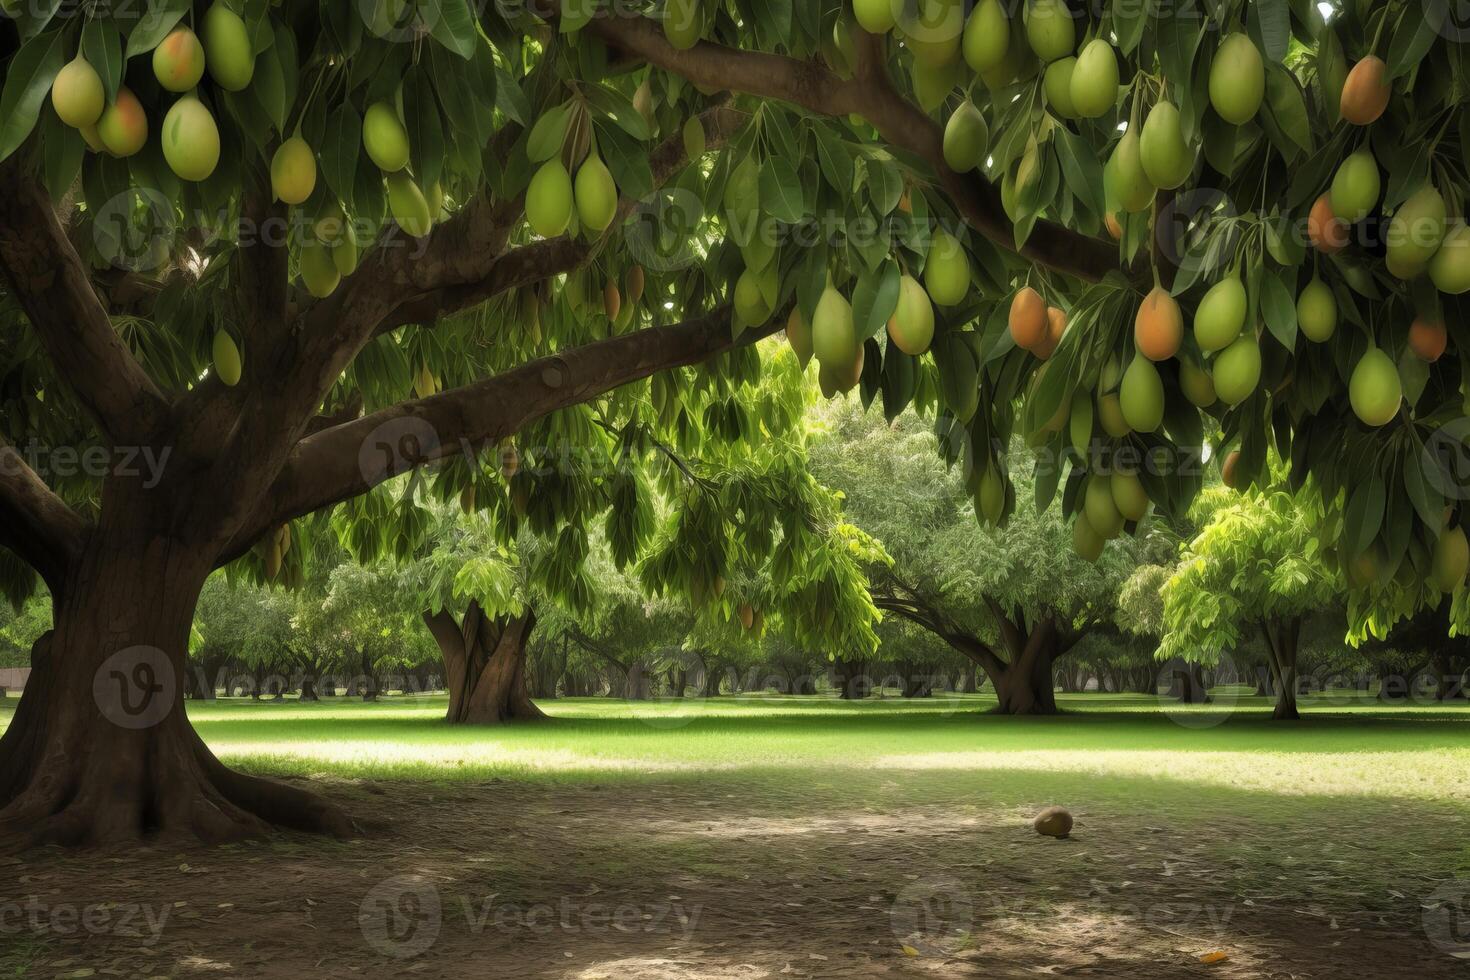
[{"xmin": 1, "ymin": 692, "xmax": 1466, "ymax": 979}]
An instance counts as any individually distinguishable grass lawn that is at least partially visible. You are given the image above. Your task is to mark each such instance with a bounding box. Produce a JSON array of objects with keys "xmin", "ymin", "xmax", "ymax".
[{"xmin": 2, "ymin": 691, "xmax": 1468, "ymax": 978}]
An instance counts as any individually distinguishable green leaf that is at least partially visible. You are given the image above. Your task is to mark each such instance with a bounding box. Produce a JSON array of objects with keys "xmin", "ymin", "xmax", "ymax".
[
  {"xmin": 124, "ymin": 0, "xmax": 193, "ymax": 60},
  {"xmin": 320, "ymin": 102, "xmax": 362, "ymax": 207},
  {"xmin": 759, "ymin": 157, "xmax": 805, "ymax": 224},
  {"xmin": 1261, "ymin": 64, "xmax": 1313, "ymax": 159},
  {"xmin": 426, "ymin": 0, "xmax": 478, "ymax": 59},
  {"xmin": 407, "ymin": 70, "xmax": 446, "ymax": 192},
  {"xmin": 852, "ymin": 261, "xmax": 901, "ymax": 342},
  {"xmin": 1247, "ymin": 0, "xmax": 1291, "ymax": 63},
  {"xmin": 526, "ymin": 103, "xmax": 569, "ymax": 163},
  {"xmin": 81, "ymin": 18, "xmax": 124, "ymax": 104},
  {"xmin": 1345, "ymin": 475, "xmax": 1386, "ymax": 556},
  {"xmin": 585, "ymin": 85, "xmax": 651, "ymax": 142},
  {"xmin": 0, "ymin": 30, "xmax": 67, "ymax": 163},
  {"xmin": 1260, "ymin": 269, "xmax": 1299, "ymax": 351}
]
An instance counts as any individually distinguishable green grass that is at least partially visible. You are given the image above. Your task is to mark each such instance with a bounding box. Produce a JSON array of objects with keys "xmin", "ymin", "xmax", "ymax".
[{"xmin": 6, "ymin": 689, "xmax": 1465, "ymax": 804}]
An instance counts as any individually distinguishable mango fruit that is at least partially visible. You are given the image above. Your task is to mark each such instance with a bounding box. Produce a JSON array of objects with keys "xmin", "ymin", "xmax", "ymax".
[
  {"xmin": 51, "ymin": 57, "xmax": 104, "ymax": 128},
  {"xmin": 1430, "ymin": 526, "xmax": 1469, "ymax": 593},
  {"xmin": 1070, "ymin": 40, "xmax": 1119, "ymax": 119},
  {"xmin": 1213, "ymin": 333, "xmax": 1261, "ymax": 407},
  {"xmin": 387, "ymin": 172, "xmax": 432, "ymax": 237},
  {"xmin": 1179, "ymin": 357, "xmax": 1217, "ymax": 408},
  {"xmin": 153, "ymin": 27, "xmax": 206, "ymax": 92},
  {"xmin": 1139, "ymin": 100, "xmax": 1193, "ymax": 190},
  {"xmin": 1009, "ymin": 286, "xmax": 1047, "ymax": 350},
  {"xmin": 1072, "ymin": 514, "xmax": 1105, "ymax": 562},
  {"xmin": 1296, "ymin": 279, "xmax": 1337, "ymax": 343},
  {"xmin": 853, "ymin": 0, "xmax": 897, "ymax": 34},
  {"xmin": 900, "ymin": 0, "xmax": 964, "ymax": 67},
  {"xmin": 733, "ymin": 266, "xmax": 777, "ymax": 328},
  {"xmin": 942, "ymin": 101, "xmax": 988, "ymax": 173},
  {"xmin": 526, "ymin": 160, "xmax": 574, "ymax": 238},
  {"xmin": 924, "ymin": 230, "xmax": 970, "ymax": 306},
  {"xmin": 1386, "ymin": 185, "xmax": 1447, "ymax": 279},
  {"xmin": 664, "ymin": 0, "xmax": 703, "ymax": 49},
  {"xmin": 812, "ymin": 284, "xmax": 857, "ymax": 369},
  {"xmin": 1195, "ymin": 277, "xmax": 1246, "ymax": 352},
  {"xmin": 1409, "ymin": 318, "xmax": 1447, "ymax": 363},
  {"xmin": 202, "ymin": 3, "xmax": 254, "ymax": 92},
  {"xmin": 575, "ymin": 155, "xmax": 618, "ymax": 233},
  {"xmin": 1025, "ymin": 0, "xmax": 1075, "ymax": 63},
  {"xmin": 270, "ymin": 136, "xmax": 317, "ymax": 204},
  {"xmin": 300, "ymin": 237, "xmax": 340, "ymax": 298},
  {"xmin": 1209, "ymin": 33, "xmax": 1264, "ymax": 125},
  {"xmin": 1043, "ymin": 57, "xmax": 1077, "ymax": 118},
  {"xmin": 1085, "ymin": 476, "xmax": 1124, "ymax": 540},
  {"xmin": 213, "ymin": 330, "xmax": 242, "ymax": 386},
  {"xmin": 1430, "ymin": 222, "xmax": 1470, "ymax": 294},
  {"xmin": 887, "ymin": 274, "xmax": 935, "ymax": 355},
  {"xmin": 1348, "ymin": 347, "xmax": 1402, "ymax": 426},
  {"xmin": 363, "ymin": 101, "xmax": 410, "ymax": 172},
  {"xmin": 786, "ymin": 307, "xmax": 814, "ymax": 367},
  {"xmin": 96, "ymin": 87, "xmax": 148, "ymax": 157},
  {"xmin": 1107, "ymin": 124, "xmax": 1154, "ymax": 213},
  {"xmin": 1135, "ymin": 285, "xmax": 1184, "ymax": 361},
  {"xmin": 962, "ymin": 0, "xmax": 1009, "ymax": 73},
  {"xmin": 1330, "ymin": 149, "xmax": 1380, "ymax": 223},
  {"xmin": 1341, "ymin": 56, "xmax": 1390, "ymax": 126},
  {"xmin": 1308, "ymin": 193, "xmax": 1349, "ymax": 253},
  {"xmin": 161, "ymin": 95, "xmax": 220, "ymax": 182},
  {"xmin": 1112, "ymin": 470, "xmax": 1150, "ymax": 523},
  {"xmin": 1120, "ymin": 354, "xmax": 1164, "ymax": 433}
]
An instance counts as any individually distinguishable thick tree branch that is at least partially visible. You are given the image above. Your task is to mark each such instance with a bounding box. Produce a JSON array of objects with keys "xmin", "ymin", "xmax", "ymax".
[
  {"xmin": 872, "ymin": 586, "xmax": 1007, "ymax": 678},
  {"xmin": 219, "ymin": 305, "xmax": 778, "ymax": 563},
  {"xmin": 379, "ymin": 104, "xmax": 747, "ymax": 331},
  {"xmin": 0, "ymin": 439, "xmax": 89, "ymax": 593},
  {"xmin": 582, "ymin": 12, "xmax": 1118, "ymax": 283},
  {"xmin": 0, "ymin": 157, "xmax": 170, "ymax": 444}
]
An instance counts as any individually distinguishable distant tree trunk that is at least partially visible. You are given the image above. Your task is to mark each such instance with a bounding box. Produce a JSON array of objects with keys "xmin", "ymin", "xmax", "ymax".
[
  {"xmin": 423, "ymin": 603, "xmax": 543, "ymax": 724},
  {"xmin": 959, "ymin": 664, "xmax": 978, "ymax": 693},
  {"xmin": 1261, "ymin": 618, "xmax": 1300, "ymax": 720},
  {"xmin": 299, "ymin": 676, "xmax": 318, "ymax": 702},
  {"xmin": 834, "ymin": 658, "xmax": 869, "ymax": 699}
]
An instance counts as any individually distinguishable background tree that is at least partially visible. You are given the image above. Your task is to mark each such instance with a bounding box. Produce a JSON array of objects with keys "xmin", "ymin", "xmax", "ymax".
[
  {"xmin": 811, "ymin": 402, "xmax": 1140, "ymax": 712},
  {"xmin": 1160, "ymin": 486, "xmax": 1343, "ymax": 719}
]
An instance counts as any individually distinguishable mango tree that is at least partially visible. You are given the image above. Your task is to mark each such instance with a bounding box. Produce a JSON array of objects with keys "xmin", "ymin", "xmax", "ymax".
[
  {"xmin": 810, "ymin": 402, "xmax": 1138, "ymax": 712},
  {"xmin": 1159, "ymin": 486, "xmax": 1343, "ymax": 718},
  {"xmin": 4, "ymin": 0, "xmax": 1468, "ymax": 846}
]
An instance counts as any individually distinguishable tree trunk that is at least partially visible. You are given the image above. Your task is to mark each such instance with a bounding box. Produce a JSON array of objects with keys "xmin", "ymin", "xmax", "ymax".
[
  {"xmin": 299, "ymin": 676, "xmax": 319, "ymax": 702},
  {"xmin": 0, "ymin": 535, "xmax": 352, "ymax": 849},
  {"xmin": 424, "ymin": 603, "xmax": 544, "ymax": 725},
  {"xmin": 1262, "ymin": 619, "xmax": 1300, "ymax": 721},
  {"xmin": 982, "ymin": 618, "xmax": 1062, "ymax": 715},
  {"xmin": 959, "ymin": 664, "xmax": 977, "ymax": 693}
]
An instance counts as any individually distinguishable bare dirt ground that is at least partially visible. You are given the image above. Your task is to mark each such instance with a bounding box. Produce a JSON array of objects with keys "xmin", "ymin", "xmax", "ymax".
[{"xmin": 1, "ymin": 773, "xmax": 1465, "ymax": 979}]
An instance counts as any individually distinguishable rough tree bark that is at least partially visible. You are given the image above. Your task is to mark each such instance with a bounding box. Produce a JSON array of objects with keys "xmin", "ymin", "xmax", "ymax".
[
  {"xmin": 1260, "ymin": 617, "xmax": 1302, "ymax": 721},
  {"xmin": 873, "ymin": 591, "xmax": 1079, "ymax": 715},
  {"xmin": 422, "ymin": 603, "xmax": 544, "ymax": 725}
]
